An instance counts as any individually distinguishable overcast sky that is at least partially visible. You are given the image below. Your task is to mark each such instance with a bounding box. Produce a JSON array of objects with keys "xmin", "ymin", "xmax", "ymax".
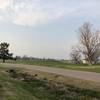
[{"xmin": 0, "ymin": 0, "xmax": 100, "ymax": 59}]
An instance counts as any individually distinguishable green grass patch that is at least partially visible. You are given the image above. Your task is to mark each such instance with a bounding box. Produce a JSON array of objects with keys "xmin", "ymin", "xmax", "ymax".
[{"xmin": 3, "ymin": 59, "xmax": 100, "ymax": 73}]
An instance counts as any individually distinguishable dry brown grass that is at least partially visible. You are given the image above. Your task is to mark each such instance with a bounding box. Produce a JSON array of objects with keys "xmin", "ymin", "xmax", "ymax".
[{"xmin": 22, "ymin": 68, "xmax": 100, "ymax": 91}]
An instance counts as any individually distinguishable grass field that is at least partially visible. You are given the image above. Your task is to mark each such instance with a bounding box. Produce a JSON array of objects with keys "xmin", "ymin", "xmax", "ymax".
[
  {"xmin": 3, "ymin": 59, "xmax": 100, "ymax": 73},
  {"xmin": 0, "ymin": 65, "xmax": 100, "ymax": 100}
]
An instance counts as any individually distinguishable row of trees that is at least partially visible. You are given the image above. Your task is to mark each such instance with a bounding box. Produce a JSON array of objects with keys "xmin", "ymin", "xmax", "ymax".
[{"xmin": 70, "ymin": 22, "xmax": 100, "ymax": 65}]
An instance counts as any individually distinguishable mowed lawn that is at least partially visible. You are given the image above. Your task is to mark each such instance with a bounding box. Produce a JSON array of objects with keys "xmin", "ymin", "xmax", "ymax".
[
  {"xmin": 4, "ymin": 59, "xmax": 100, "ymax": 73},
  {"xmin": 0, "ymin": 65, "xmax": 100, "ymax": 100}
]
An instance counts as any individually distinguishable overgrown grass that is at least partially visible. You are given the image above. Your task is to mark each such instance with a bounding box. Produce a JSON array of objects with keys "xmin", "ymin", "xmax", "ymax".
[
  {"xmin": 3, "ymin": 59, "xmax": 100, "ymax": 73},
  {"xmin": 0, "ymin": 66, "xmax": 100, "ymax": 100}
]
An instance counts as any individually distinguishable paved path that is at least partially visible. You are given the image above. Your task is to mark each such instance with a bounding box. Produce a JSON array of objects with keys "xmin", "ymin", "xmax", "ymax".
[{"xmin": 2, "ymin": 63, "xmax": 100, "ymax": 83}]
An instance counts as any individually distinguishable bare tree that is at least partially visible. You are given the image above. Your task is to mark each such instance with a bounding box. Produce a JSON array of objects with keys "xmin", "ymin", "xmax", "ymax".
[
  {"xmin": 70, "ymin": 46, "xmax": 81, "ymax": 64},
  {"xmin": 79, "ymin": 22, "xmax": 100, "ymax": 65}
]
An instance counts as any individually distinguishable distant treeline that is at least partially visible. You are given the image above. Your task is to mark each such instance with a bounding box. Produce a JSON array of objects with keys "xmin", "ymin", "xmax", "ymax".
[{"xmin": 15, "ymin": 55, "xmax": 59, "ymax": 61}]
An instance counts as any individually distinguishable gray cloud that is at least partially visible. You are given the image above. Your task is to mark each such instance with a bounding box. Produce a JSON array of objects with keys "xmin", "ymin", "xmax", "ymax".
[{"xmin": 0, "ymin": 0, "xmax": 100, "ymax": 26}]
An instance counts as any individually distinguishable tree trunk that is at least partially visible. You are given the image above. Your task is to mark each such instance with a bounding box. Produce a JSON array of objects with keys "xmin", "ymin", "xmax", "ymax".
[
  {"xmin": 3, "ymin": 59, "xmax": 5, "ymax": 63},
  {"xmin": 88, "ymin": 60, "xmax": 92, "ymax": 66}
]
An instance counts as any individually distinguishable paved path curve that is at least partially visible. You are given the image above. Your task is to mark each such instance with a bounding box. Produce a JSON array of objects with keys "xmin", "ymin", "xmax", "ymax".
[{"xmin": 2, "ymin": 63, "xmax": 100, "ymax": 83}]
